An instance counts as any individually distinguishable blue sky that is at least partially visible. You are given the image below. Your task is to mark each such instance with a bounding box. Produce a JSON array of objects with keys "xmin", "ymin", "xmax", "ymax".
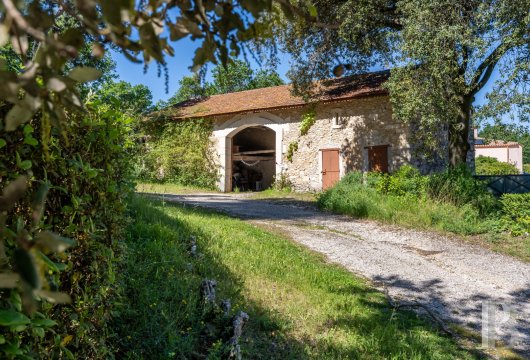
[{"xmin": 111, "ymin": 38, "xmax": 499, "ymax": 108}]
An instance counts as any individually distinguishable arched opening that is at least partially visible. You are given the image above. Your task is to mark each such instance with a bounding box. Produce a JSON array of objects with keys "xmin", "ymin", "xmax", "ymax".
[{"xmin": 230, "ymin": 126, "xmax": 276, "ymax": 191}]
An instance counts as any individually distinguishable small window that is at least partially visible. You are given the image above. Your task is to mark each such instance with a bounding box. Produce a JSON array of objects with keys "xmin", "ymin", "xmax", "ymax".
[{"xmin": 332, "ymin": 110, "xmax": 343, "ymax": 128}]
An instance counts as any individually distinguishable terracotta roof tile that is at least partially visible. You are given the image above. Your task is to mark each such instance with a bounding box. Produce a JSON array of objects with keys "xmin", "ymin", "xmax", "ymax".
[
  {"xmin": 170, "ymin": 70, "xmax": 390, "ymax": 119},
  {"xmin": 475, "ymin": 140, "xmax": 521, "ymax": 148}
]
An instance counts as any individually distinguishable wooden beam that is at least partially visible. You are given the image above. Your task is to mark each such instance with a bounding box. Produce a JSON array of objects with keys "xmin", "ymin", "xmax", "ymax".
[
  {"xmin": 233, "ymin": 155, "xmax": 275, "ymax": 161},
  {"xmin": 233, "ymin": 150, "xmax": 275, "ymax": 155}
]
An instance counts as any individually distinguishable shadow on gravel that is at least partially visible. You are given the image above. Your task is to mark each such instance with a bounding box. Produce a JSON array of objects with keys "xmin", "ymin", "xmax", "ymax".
[
  {"xmin": 140, "ymin": 192, "xmax": 324, "ymax": 221},
  {"xmin": 372, "ymin": 274, "xmax": 530, "ymax": 358}
]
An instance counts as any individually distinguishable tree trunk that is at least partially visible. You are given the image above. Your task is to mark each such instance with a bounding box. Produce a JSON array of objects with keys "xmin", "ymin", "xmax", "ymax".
[{"xmin": 448, "ymin": 96, "xmax": 473, "ymax": 168}]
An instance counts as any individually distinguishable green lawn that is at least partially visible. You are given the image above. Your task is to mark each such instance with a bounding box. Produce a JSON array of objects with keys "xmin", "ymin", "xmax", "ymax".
[{"xmin": 113, "ymin": 195, "xmax": 480, "ymax": 359}]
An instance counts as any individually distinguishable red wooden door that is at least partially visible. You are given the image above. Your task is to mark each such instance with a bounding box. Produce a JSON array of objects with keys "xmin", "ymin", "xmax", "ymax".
[
  {"xmin": 368, "ymin": 145, "xmax": 389, "ymax": 173},
  {"xmin": 322, "ymin": 149, "xmax": 340, "ymax": 190}
]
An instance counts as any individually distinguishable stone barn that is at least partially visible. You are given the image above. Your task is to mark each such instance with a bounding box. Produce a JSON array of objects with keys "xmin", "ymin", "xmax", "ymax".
[{"xmin": 169, "ymin": 70, "xmax": 448, "ymax": 192}]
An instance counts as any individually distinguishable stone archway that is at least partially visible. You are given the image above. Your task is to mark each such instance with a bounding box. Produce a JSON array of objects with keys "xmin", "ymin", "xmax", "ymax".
[
  {"xmin": 213, "ymin": 113, "xmax": 285, "ymax": 192},
  {"xmin": 229, "ymin": 126, "xmax": 276, "ymax": 191}
]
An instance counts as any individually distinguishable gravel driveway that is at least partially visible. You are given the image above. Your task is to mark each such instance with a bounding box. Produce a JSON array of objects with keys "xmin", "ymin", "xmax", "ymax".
[{"xmin": 158, "ymin": 192, "xmax": 530, "ymax": 356}]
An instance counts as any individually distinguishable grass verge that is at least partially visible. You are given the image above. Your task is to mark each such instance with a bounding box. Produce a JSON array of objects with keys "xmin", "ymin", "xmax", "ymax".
[
  {"xmin": 113, "ymin": 195, "xmax": 479, "ymax": 359},
  {"xmin": 136, "ymin": 182, "xmax": 216, "ymax": 194}
]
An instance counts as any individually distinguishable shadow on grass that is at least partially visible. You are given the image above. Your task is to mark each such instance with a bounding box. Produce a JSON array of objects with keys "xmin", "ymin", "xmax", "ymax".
[
  {"xmin": 112, "ymin": 195, "xmax": 307, "ymax": 359},
  {"xmin": 112, "ymin": 195, "xmax": 484, "ymax": 359}
]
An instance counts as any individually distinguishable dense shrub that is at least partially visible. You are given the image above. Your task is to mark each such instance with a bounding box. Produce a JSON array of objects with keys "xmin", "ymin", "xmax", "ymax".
[
  {"xmin": 319, "ymin": 163, "xmax": 530, "ymax": 238},
  {"xmin": 0, "ymin": 98, "xmax": 135, "ymax": 358},
  {"xmin": 499, "ymin": 193, "xmax": 530, "ymax": 236},
  {"xmin": 375, "ymin": 165, "xmax": 428, "ymax": 197},
  {"xmin": 138, "ymin": 118, "xmax": 219, "ymax": 188},
  {"xmin": 475, "ymin": 155, "xmax": 520, "ymax": 175}
]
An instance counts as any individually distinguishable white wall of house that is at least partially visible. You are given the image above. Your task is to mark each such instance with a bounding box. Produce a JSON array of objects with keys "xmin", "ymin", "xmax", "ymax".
[
  {"xmin": 475, "ymin": 145, "xmax": 523, "ymax": 173},
  {"xmin": 210, "ymin": 112, "xmax": 288, "ymax": 192}
]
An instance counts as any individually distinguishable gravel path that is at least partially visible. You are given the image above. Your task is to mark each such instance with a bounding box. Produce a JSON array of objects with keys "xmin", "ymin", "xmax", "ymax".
[{"xmin": 159, "ymin": 192, "xmax": 530, "ymax": 356}]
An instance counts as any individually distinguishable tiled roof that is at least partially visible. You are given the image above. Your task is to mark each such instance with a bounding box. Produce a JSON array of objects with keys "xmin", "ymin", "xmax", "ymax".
[
  {"xmin": 475, "ymin": 140, "xmax": 521, "ymax": 148},
  {"xmin": 169, "ymin": 70, "xmax": 390, "ymax": 119}
]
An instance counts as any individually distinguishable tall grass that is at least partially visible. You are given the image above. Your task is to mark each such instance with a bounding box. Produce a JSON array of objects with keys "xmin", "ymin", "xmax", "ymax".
[
  {"xmin": 113, "ymin": 195, "xmax": 476, "ymax": 359},
  {"xmin": 318, "ymin": 171, "xmax": 494, "ymax": 235}
]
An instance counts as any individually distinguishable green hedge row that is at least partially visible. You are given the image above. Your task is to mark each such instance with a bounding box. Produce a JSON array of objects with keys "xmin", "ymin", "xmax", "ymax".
[{"xmin": 0, "ymin": 98, "xmax": 135, "ymax": 358}]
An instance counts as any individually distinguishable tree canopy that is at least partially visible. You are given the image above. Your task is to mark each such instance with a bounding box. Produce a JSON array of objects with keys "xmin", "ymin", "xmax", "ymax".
[
  {"xmin": 0, "ymin": 0, "xmax": 304, "ymax": 133},
  {"xmin": 98, "ymin": 81, "xmax": 154, "ymax": 115},
  {"xmin": 276, "ymin": 0, "xmax": 530, "ymax": 166},
  {"xmin": 160, "ymin": 60, "xmax": 284, "ymax": 108}
]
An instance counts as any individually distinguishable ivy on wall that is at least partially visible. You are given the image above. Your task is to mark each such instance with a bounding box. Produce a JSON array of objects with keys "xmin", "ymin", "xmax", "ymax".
[
  {"xmin": 299, "ymin": 106, "xmax": 317, "ymax": 136},
  {"xmin": 287, "ymin": 105, "xmax": 316, "ymax": 162}
]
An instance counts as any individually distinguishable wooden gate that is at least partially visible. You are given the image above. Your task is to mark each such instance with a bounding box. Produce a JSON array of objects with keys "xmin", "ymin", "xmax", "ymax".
[{"xmin": 322, "ymin": 149, "xmax": 340, "ymax": 190}]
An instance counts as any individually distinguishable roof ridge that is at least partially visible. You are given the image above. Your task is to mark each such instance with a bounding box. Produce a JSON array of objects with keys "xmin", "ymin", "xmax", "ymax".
[{"xmin": 170, "ymin": 69, "xmax": 390, "ymax": 119}]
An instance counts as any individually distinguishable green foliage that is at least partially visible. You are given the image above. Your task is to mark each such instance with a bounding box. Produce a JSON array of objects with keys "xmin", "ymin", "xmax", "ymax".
[
  {"xmin": 0, "ymin": 0, "xmax": 285, "ymax": 132},
  {"xmin": 299, "ymin": 107, "xmax": 316, "ymax": 136},
  {"xmin": 499, "ymin": 194, "xmax": 530, "ymax": 236},
  {"xmin": 161, "ymin": 60, "xmax": 285, "ymax": 108},
  {"xmin": 97, "ymin": 81, "xmax": 153, "ymax": 115},
  {"xmin": 0, "ymin": 99, "xmax": 135, "ymax": 357},
  {"xmin": 210, "ymin": 60, "xmax": 255, "ymax": 94},
  {"xmin": 286, "ymin": 107, "xmax": 316, "ymax": 162},
  {"xmin": 375, "ymin": 165, "xmax": 427, "ymax": 197},
  {"xmin": 524, "ymin": 164, "xmax": 530, "ymax": 174},
  {"xmin": 426, "ymin": 165, "xmax": 498, "ymax": 216},
  {"xmin": 119, "ymin": 196, "xmax": 473, "ymax": 358},
  {"xmin": 138, "ymin": 119, "xmax": 218, "ymax": 188},
  {"xmin": 281, "ymin": 0, "xmax": 530, "ymax": 164},
  {"xmin": 475, "ymin": 156, "xmax": 520, "ymax": 175},
  {"xmin": 286, "ymin": 141, "xmax": 298, "ymax": 162},
  {"xmin": 318, "ymin": 171, "xmax": 494, "ymax": 235},
  {"xmin": 162, "ymin": 74, "xmax": 208, "ymax": 107},
  {"xmin": 271, "ymin": 171, "xmax": 293, "ymax": 191}
]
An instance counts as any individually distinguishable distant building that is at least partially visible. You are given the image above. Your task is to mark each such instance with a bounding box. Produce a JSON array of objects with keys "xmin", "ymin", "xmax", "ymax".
[{"xmin": 474, "ymin": 129, "xmax": 523, "ymax": 173}]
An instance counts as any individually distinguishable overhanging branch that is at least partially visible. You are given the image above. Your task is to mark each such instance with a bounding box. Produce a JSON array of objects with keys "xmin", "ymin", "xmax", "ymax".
[
  {"xmin": 273, "ymin": 0, "xmax": 341, "ymax": 30},
  {"xmin": 469, "ymin": 42, "xmax": 511, "ymax": 94}
]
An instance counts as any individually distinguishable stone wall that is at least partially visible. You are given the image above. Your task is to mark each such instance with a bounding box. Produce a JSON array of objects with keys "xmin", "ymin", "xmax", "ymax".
[{"xmin": 210, "ymin": 95, "xmax": 448, "ymax": 192}]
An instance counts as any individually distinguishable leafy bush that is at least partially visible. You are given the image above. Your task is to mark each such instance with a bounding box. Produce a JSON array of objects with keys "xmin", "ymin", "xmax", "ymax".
[
  {"xmin": 0, "ymin": 98, "xmax": 135, "ymax": 358},
  {"xmin": 375, "ymin": 165, "xmax": 428, "ymax": 197},
  {"xmin": 499, "ymin": 193, "xmax": 530, "ymax": 236},
  {"xmin": 475, "ymin": 155, "xmax": 520, "ymax": 175},
  {"xmin": 138, "ymin": 118, "xmax": 219, "ymax": 188},
  {"xmin": 524, "ymin": 164, "xmax": 530, "ymax": 174}
]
